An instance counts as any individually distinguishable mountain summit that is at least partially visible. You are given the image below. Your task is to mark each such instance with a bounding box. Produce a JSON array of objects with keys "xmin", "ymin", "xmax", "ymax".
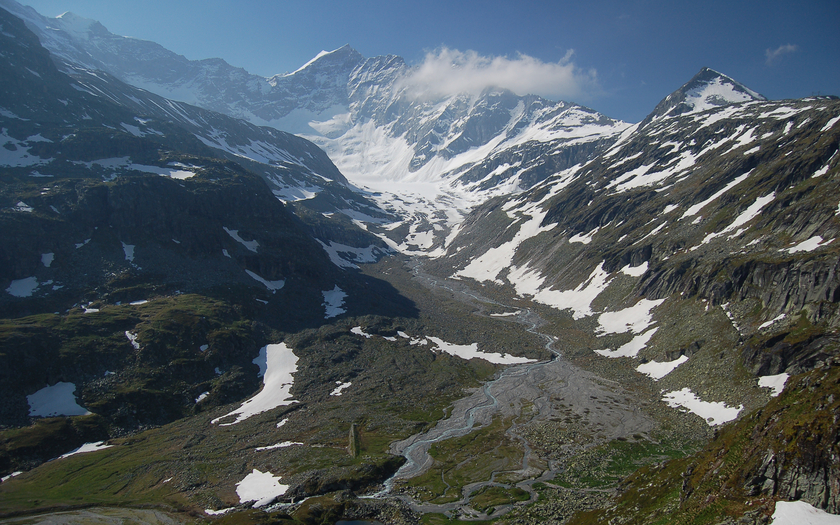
[{"xmin": 642, "ymin": 67, "xmax": 766, "ymax": 124}]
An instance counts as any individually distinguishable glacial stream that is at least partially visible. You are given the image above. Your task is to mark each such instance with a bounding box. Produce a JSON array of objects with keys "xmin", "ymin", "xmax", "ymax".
[{"xmin": 370, "ymin": 260, "xmax": 655, "ymax": 519}]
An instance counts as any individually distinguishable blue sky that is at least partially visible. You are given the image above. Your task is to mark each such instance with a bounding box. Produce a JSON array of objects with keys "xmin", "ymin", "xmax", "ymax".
[{"xmin": 15, "ymin": 0, "xmax": 840, "ymax": 123}]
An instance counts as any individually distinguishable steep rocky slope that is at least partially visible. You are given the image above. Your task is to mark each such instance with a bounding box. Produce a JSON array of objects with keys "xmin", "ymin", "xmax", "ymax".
[
  {"xmin": 431, "ymin": 69, "xmax": 840, "ymax": 524},
  {"xmin": 0, "ymin": 6, "xmax": 413, "ymax": 478}
]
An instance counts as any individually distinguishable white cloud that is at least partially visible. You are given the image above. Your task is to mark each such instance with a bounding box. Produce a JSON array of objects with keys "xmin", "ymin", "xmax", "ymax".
[
  {"xmin": 765, "ymin": 44, "xmax": 798, "ymax": 65},
  {"xmin": 398, "ymin": 47, "xmax": 599, "ymax": 101}
]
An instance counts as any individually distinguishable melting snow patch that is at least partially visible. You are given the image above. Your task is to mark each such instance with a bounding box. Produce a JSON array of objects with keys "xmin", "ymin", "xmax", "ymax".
[
  {"xmin": 125, "ymin": 331, "xmax": 141, "ymax": 350},
  {"xmin": 758, "ymin": 373, "xmax": 789, "ymax": 397},
  {"xmin": 58, "ymin": 441, "xmax": 112, "ymax": 459},
  {"xmin": 509, "ymin": 262, "xmax": 612, "ymax": 320},
  {"xmin": 13, "ymin": 201, "xmax": 33, "ymax": 212},
  {"xmin": 330, "ymin": 381, "xmax": 352, "ymax": 396},
  {"xmin": 223, "ymin": 227, "xmax": 259, "ymax": 253},
  {"xmin": 277, "ymin": 418, "xmax": 289, "ymax": 428},
  {"xmin": 759, "ymin": 313, "xmax": 786, "ymax": 330},
  {"xmin": 256, "ymin": 441, "xmax": 303, "ymax": 452},
  {"xmin": 785, "ymin": 236, "xmax": 832, "ymax": 253},
  {"xmin": 41, "ymin": 253, "xmax": 54, "ymax": 267},
  {"xmin": 490, "ymin": 311, "xmax": 521, "ymax": 317},
  {"xmin": 620, "ymin": 262, "xmax": 649, "ymax": 277},
  {"xmin": 211, "ymin": 343, "xmax": 298, "ymax": 426},
  {"xmin": 771, "ymin": 500, "xmax": 840, "ymax": 525},
  {"xmin": 6, "ymin": 276, "xmax": 39, "ymax": 297},
  {"xmin": 122, "ymin": 242, "xmax": 135, "ymax": 263},
  {"xmin": 351, "ymin": 326, "xmax": 374, "ymax": 338},
  {"xmin": 597, "ymin": 298, "xmax": 665, "ymax": 335},
  {"xmin": 245, "ymin": 270, "xmax": 285, "ymax": 292},
  {"xmin": 27, "ymin": 382, "xmax": 91, "ymax": 417},
  {"xmin": 594, "ymin": 327, "xmax": 658, "ymax": 358},
  {"xmin": 569, "ymin": 225, "xmax": 601, "ymax": 244},
  {"xmin": 636, "ymin": 355, "xmax": 688, "ymax": 380},
  {"xmin": 205, "ymin": 508, "xmax": 235, "ymax": 516},
  {"xmin": 318, "ymin": 240, "xmax": 384, "ymax": 269},
  {"xmin": 2, "ymin": 471, "xmax": 23, "ymax": 482},
  {"xmin": 426, "ymin": 336, "xmax": 537, "ymax": 364},
  {"xmin": 236, "ymin": 469, "xmax": 288, "ymax": 507},
  {"xmin": 661, "ymin": 388, "xmax": 742, "ymax": 426},
  {"xmin": 195, "ymin": 392, "xmax": 209, "ymax": 403},
  {"xmin": 322, "ymin": 286, "xmax": 347, "ymax": 319},
  {"xmin": 821, "ymin": 115, "xmax": 840, "ymax": 132}
]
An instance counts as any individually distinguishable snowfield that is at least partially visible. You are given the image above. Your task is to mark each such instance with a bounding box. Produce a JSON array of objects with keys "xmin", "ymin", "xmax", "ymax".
[
  {"xmin": 27, "ymin": 382, "xmax": 91, "ymax": 417},
  {"xmin": 211, "ymin": 343, "xmax": 298, "ymax": 426}
]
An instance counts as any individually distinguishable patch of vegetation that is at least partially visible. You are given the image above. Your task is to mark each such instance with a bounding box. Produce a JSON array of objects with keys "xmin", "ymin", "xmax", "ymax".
[
  {"xmin": 469, "ymin": 485, "xmax": 530, "ymax": 513},
  {"xmin": 403, "ymin": 416, "xmax": 523, "ymax": 504}
]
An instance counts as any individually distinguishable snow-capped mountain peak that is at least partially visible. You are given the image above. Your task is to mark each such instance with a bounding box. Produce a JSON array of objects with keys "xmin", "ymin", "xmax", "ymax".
[
  {"xmin": 275, "ymin": 44, "xmax": 361, "ymax": 78},
  {"xmin": 643, "ymin": 67, "xmax": 766, "ymax": 124}
]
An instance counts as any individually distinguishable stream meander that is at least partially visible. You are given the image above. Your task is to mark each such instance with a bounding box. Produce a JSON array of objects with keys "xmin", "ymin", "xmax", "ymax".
[{"xmin": 370, "ymin": 260, "xmax": 655, "ymax": 519}]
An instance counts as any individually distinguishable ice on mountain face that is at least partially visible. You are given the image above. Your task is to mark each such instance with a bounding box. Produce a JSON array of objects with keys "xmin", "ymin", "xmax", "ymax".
[
  {"xmin": 27, "ymin": 382, "xmax": 91, "ymax": 417},
  {"xmin": 212, "ymin": 343, "xmax": 298, "ymax": 426}
]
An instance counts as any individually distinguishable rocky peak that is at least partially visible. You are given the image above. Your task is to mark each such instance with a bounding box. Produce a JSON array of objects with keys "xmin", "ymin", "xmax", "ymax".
[{"xmin": 641, "ymin": 67, "xmax": 766, "ymax": 125}]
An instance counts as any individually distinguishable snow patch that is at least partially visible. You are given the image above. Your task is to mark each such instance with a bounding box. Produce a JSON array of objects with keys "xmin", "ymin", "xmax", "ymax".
[
  {"xmin": 785, "ymin": 236, "xmax": 832, "ymax": 253},
  {"xmin": 27, "ymin": 382, "xmax": 91, "ymax": 417},
  {"xmin": 426, "ymin": 336, "xmax": 537, "ymax": 364},
  {"xmin": 245, "ymin": 270, "xmax": 285, "ymax": 292},
  {"xmin": 661, "ymin": 388, "xmax": 742, "ymax": 426},
  {"xmin": 255, "ymin": 441, "xmax": 303, "ymax": 451},
  {"xmin": 771, "ymin": 500, "xmax": 840, "ymax": 525},
  {"xmin": 224, "ymin": 227, "xmax": 259, "ymax": 252},
  {"xmin": 211, "ymin": 343, "xmax": 298, "ymax": 426},
  {"xmin": 6, "ymin": 276, "xmax": 39, "ymax": 297},
  {"xmin": 636, "ymin": 355, "xmax": 688, "ymax": 380},
  {"xmin": 597, "ymin": 298, "xmax": 665, "ymax": 335},
  {"xmin": 322, "ymin": 286, "xmax": 347, "ymax": 319},
  {"xmin": 594, "ymin": 327, "xmax": 658, "ymax": 358},
  {"xmin": 758, "ymin": 373, "xmax": 789, "ymax": 397},
  {"xmin": 236, "ymin": 469, "xmax": 288, "ymax": 507},
  {"xmin": 330, "ymin": 381, "xmax": 352, "ymax": 396},
  {"xmin": 58, "ymin": 441, "xmax": 112, "ymax": 459}
]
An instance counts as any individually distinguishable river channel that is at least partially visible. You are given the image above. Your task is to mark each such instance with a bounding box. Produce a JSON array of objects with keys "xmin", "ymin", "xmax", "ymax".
[{"xmin": 371, "ymin": 260, "xmax": 655, "ymax": 519}]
